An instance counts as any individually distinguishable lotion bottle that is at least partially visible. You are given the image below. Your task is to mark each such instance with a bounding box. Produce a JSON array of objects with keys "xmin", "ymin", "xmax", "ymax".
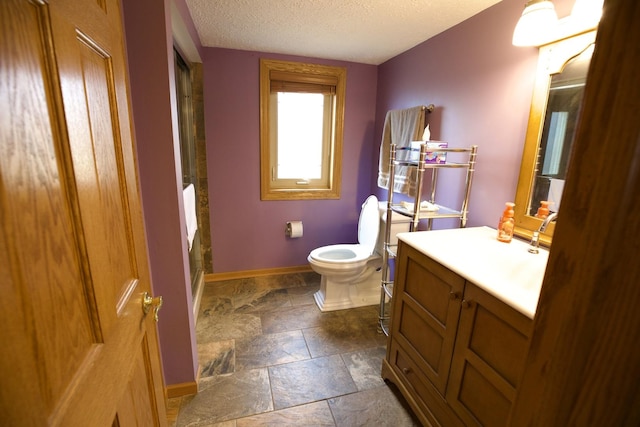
[{"xmin": 497, "ymin": 202, "xmax": 515, "ymax": 243}]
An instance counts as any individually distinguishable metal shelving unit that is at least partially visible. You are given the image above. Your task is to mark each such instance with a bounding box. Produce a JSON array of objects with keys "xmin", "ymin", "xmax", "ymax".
[{"xmin": 378, "ymin": 143, "xmax": 478, "ymax": 335}]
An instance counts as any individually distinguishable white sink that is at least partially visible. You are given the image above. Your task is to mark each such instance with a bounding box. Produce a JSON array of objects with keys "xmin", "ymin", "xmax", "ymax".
[{"xmin": 397, "ymin": 226, "xmax": 549, "ymax": 318}]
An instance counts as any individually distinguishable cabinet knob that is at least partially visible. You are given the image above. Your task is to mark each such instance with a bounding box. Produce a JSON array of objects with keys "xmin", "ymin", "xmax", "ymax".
[
  {"xmin": 402, "ymin": 367, "xmax": 412, "ymax": 375},
  {"xmin": 449, "ymin": 291, "xmax": 460, "ymax": 300},
  {"xmin": 461, "ymin": 300, "xmax": 472, "ymax": 309}
]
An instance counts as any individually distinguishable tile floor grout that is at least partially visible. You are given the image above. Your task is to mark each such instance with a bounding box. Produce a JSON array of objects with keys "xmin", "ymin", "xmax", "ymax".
[{"xmin": 168, "ymin": 272, "xmax": 419, "ymax": 426}]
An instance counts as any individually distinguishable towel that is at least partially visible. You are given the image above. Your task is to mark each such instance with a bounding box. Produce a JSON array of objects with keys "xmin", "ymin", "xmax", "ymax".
[
  {"xmin": 377, "ymin": 106, "xmax": 426, "ymax": 195},
  {"xmin": 183, "ymin": 184, "xmax": 198, "ymax": 251},
  {"xmin": 548, "ymin": 178, "xmax": 564, "ymax": 211}
]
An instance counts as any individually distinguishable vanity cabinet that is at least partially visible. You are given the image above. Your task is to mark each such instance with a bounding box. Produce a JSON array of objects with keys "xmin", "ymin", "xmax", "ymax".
[{"xmin": 382, "ymin": 240, "xmax": 533, "ymax": 426}]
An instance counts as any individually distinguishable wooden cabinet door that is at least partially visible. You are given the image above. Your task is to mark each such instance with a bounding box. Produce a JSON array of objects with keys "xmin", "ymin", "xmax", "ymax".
[
  {"xmin": 446, "ymin": 284, "xmax": 532, "ymax": 426},
  {"xmin": 392, "ymin": 242, "xmax": 465, "ymax": 395},
  {"xmin": 1, "ymin": 0, "xmax": 167, "ymax": 425}
]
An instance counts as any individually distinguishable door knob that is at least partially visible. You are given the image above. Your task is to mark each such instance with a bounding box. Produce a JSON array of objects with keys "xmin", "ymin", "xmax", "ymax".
[{"xmin": 142, "ymin": 292, "xmax": 163, "ymax": 322}]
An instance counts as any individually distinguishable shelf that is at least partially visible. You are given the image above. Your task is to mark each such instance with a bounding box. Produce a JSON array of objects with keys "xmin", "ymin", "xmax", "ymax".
[
  {"xmin": 393, "ymin": 146, "xmax": 476, "ymax": 169},
  {"xmin": 378, "ymin": 143, "xmax": 477, "ymax": 338},
  {"xmin": 391, "ymin": 203, "xmax": 462, "ymax": 220},
  {"xmin": 385, "ymin": 245, "xmax": 398, "ymax": 258},
  {"xmin": 382, "ymin": 281, "xmax": 393, "ymax": 299},
  {"xmin": 393, "ymin": 160, "xmax": 473, "ymax": 169},
  {"xmin": 379, "ymin": 318, "xmax": 390, "ymax": 336}
]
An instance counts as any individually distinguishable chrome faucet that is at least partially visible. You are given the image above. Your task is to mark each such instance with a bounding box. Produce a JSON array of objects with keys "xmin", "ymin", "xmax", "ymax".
[{"xmin": 528, "ymin": 212, "xmax": 558, "ymax": 254}]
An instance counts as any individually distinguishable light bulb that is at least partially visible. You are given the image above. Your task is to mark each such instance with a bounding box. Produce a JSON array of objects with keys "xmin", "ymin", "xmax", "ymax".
[
  {"xmin": 513, "ymin": 0, "xmax": 559, "ymax": 46},
  {"xmin": 571, "ymin": 0, "xmax": 604, "ymax": 26}
]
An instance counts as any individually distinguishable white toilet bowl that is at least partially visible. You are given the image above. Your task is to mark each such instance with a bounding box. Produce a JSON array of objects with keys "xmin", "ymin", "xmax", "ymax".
[{"xmin": 308, "ymin": 195, "xmax": 408, "ymax": 312}]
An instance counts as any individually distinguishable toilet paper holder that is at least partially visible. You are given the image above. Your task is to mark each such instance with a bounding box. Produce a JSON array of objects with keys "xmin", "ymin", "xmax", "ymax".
[{"xmin": 286, "ymin": 221, "xmax": 303, "ymax": 238}]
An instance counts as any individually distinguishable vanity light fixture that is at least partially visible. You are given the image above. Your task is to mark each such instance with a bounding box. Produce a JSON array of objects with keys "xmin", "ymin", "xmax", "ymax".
[
  {"xmin": 571, "ymin": 0, "xmax": 604, "ymax": 27},
  {"xmin": 512, "ymin": 0, "xmax": 559, "ymax": 46},
  {"xmin": 513, "ymin": 0, "xmax": 604, "ymax": 47}
]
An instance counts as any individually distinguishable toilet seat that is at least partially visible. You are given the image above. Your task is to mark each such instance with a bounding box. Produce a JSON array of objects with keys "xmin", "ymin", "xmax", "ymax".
[
  {"xmin": 308, "ymin": 195, "xmax": 380, "ymax": 266},
  {"xmin": 308, "ymin": 244, "xmax": 376, "ymax": 269}
]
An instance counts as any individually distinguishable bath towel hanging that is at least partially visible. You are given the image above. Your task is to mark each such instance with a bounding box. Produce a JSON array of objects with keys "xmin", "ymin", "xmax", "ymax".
[
  {"xmin": 377, "ymin": 106, "xmax": 426, "ymax": 195},
  {"xmin": 183, "ymin": 184, "xmax": 198, "ymax": 251}
]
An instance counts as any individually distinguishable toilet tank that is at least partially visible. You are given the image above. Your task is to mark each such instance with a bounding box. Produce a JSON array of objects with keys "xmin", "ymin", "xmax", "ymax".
[{"xmin": 376, "ymin": 202, "xmax": 412, "ymax": 255}]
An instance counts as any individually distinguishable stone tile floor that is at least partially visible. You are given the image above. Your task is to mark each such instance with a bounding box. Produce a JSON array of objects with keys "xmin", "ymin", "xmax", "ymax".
[{"xmin": 168, "ymin": 272, "xmax": 420, "ymax": 426}]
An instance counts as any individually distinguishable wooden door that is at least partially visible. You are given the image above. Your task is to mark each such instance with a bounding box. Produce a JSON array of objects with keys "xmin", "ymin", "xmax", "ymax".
[{"xmin": 0, "ymin": 0, "xmax": 167, "ymax": 425}]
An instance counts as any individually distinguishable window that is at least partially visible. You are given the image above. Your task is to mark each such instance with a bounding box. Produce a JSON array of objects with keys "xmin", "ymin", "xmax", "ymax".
[{"xmin": 260, "ymin": 59, "xmax": 346, "ymax": 200}]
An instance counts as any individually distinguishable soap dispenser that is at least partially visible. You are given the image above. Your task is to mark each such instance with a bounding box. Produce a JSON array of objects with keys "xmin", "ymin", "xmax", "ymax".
[
  {"xmin": 497, "ymin": 202, "xmax": 515, "ymax": 243},
  {"xmin": 535, "ymin": 201, "xmax": 550, "ymax": 219}
]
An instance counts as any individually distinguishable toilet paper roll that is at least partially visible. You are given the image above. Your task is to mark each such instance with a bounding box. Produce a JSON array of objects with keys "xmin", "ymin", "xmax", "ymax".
[{"xmin": 286, "ymin": 221, "xmax": 303, "ymax": 238}]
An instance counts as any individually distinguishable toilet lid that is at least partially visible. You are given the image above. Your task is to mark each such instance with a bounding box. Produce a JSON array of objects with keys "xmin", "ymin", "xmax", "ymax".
[{"xmin": 358, "ymin": 195, "xmax": 380, "ymax": 252}]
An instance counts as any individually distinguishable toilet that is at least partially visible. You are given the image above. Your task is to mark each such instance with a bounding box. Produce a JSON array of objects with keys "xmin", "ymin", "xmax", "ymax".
[{"xmin": 307, "ymin": 195, "xmax": 411, "ymax": 312}]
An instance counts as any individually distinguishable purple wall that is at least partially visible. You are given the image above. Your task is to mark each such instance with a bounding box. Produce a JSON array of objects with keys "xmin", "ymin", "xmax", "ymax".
[
  {"xmin": 372, "ymin": 0, "xmax": 575, "ymax": 229},
  {"xmin": 122, "ymin": 0, "xmax": 198, "ymax": 387},
  {"xmin": 203, "ymin": 49, "xmax": 378, "ymax": 273},
  {"xmin": 373, "ymin": 0, "xmax": 535, "ymax": 229}
]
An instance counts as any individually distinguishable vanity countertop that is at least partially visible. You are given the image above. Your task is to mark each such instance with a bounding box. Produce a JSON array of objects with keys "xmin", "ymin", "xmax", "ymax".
[{"xmin": 397, "ymin": 226, "xmax": 549, "ymax": 318}]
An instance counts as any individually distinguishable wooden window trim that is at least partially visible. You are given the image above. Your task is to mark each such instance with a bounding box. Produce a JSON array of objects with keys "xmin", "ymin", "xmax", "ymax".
[{"xmin": 260, "ymin": 58, "xmax": 346, "ymax": 200}]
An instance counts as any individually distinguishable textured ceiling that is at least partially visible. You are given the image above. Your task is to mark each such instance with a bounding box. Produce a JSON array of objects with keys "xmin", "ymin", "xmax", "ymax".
[{"xmin": 185, "ymin": 0, "xmax": 504, "ymax": 65}]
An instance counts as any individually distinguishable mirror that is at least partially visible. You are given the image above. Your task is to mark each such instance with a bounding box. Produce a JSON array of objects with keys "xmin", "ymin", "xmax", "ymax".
[{"xmin": 513, "ymin": 30, "xmax": 596, "ymax": 244}]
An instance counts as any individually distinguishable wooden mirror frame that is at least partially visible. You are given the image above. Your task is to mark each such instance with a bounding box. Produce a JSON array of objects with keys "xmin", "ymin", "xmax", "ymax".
[{"xmin": 513, "ymin": 30, "xmax": 597, "ymax": 245}]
